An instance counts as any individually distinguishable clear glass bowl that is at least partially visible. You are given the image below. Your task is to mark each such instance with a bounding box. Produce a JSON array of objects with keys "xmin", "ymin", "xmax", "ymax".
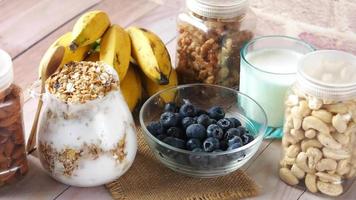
[{"xmin": 139, "ymin": 84, "xmax": 267, "ymax": 177}]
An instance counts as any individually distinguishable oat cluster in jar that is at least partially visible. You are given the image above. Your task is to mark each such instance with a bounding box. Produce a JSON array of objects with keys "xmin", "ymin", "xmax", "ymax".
[
  {"xmin": 175, "ymin": 0, "xmax": 255, "ymax": 88},
  {"xmin": 0, "ymin": 49, "xmax": 28, "ymax": 187},
  {"xmin": 279, "ymin": 50, "xmax": 356, "ymax": 197},
  {"xmin": 38, "ymin": 61, "xmax": 137, "ymax": 187}
]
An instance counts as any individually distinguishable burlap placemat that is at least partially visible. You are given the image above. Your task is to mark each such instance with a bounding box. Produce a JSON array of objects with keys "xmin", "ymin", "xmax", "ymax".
[{"xmin": 106, "ymin": 128, "xmax": 260, "ymax": 200}]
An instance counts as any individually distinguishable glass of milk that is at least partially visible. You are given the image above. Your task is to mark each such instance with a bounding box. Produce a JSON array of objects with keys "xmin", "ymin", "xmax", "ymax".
[{"xmin": 240, "ymin": 36, "xmax": 314, "ymax": 128}]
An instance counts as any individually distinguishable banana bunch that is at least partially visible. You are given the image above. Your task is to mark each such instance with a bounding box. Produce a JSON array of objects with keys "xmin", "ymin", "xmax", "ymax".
[{"xmin": 38, "ymin": 10, "xmax": 178, "ymax": 112}]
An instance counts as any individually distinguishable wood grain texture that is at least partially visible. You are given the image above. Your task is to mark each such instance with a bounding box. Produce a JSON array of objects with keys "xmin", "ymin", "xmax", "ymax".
[{"xmin": 0, "ymin": 0, "xmax": 100, "ymax": 58}]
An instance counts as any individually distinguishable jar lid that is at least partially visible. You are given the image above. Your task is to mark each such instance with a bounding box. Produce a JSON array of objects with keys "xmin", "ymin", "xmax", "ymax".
[
  {"xmin": 296, "ymin": 50, "xmax": 356, "ymax": 101},
  {"xmin": 0, "ymin": 49, "xmax": 14, "ymax": 93},
  {"xmin": 186, "ymin": 0, "xmax": 249, "ymax": 19}
]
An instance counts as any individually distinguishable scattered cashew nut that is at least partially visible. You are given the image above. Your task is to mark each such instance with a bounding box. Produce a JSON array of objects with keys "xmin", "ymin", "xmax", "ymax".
[
  {"xmin": 286, "ymin": 144, "xmax": 301, "ymax": 158},
  {"xmin": 306, "ymin": 147, "xmax": 322, "ymax": 170},
  {"xmin": 332, "ymin": 114, "xmax": 349, "ymax": 133},
  {"xmin": 324, "ymin": 103, "xmax": 348, "ymax": 114},
  {"xmin": 291, "ymin": 164, "xmax": 305, "ymax": 179},
  {"xmin": 296, "ymin": 152, "xmax": 314, "ymax": 173},
  {"xmin": 316, "ymin": 172, "xmax": 341, "ymax": 183},
  {"xmin": 308, "ymin": 97, "xmax": 323, "ymax": 110},
  {"xmin": 305, "ymin": 129, "xmax": 316, "ymax": 139},
  {"xmin": 336, "ymin": 159, "xmax": 351, "ymax": 176},
  {"xmin": 301, "ymin": 139, "xmax": 323, "ymax": 152},
  {"xmin": 322, "ymin": 147, "xmax": 351, "ymax": 160}
]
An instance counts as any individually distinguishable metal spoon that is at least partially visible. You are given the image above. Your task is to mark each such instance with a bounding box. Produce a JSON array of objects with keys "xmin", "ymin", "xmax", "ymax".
[{"xmin": 27, "ymin": 46, "xmax": 65, "ymax": 154}]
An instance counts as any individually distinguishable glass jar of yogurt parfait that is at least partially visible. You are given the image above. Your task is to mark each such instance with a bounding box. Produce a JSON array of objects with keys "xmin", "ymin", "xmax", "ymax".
[
  {"xmin": 280, "ymin": 50, "xmax": 356, "ymax": 197},
  {"xmin": 37, "ymin": 61, "xmax": 137, "ymax": 187}
]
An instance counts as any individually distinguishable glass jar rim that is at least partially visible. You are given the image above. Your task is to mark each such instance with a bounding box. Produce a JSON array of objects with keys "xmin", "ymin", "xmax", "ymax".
[
  {"xmin": 240, "ymin": 35, "xmax": 315, "ymax": 75},
  {"xmin": 186, "ymin": 0, "xmax": 249, "ymax": 19},
  {"xmin": 296, "ymin": 50, "xmax": 356, "ymax": 101}
]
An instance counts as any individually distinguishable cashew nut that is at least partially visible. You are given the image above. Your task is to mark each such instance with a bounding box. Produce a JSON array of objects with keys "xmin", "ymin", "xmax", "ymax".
[
  {"xmin": 345, "ymin": 122, "xmax": 356, "ymax": 136},
  {"xmin": 302, "ymin": 116, "xmax": 330, "ymax": 135},
  {"xmin": 301, "ymin": 139, "xmax": 323, "ymax": 152},
  {"xmin": 291, "ymin": 164, "xmax": 305, "ymax": 179},
  {"xmin": 305, "ymin": 129, "xmax": 316, "ymax": 139},
  {"xmin": 345, "ymin": 167, "xmax": 356, "ymax": 179},
  {"xmin": 332, "ymin": 132, "xmax": 349, "ymax": 146},
  {"xmin": 279, "ymin": 168, "xmax": 299, "ymax": 185},
  {"xmin": 291, "ymin": 106, "xmax": 302, "ymax": 130},
  {"xmin": 280, "ymin": 156, "xmax": 296, "ymax": 167},
  {"xmin": 290, "ymin": 129, "xmax": 304, "ymax": 142},
  {"xmin": 316, "ymin": 158, "xmax": 337, "ymax": 172},
  {"xmin": 322, "ymin": 147, "xmax": 351, "ymax": 160},
  {"xmin": 306, "ymin": 147, "xmax": 322, "ymax": 170},
  {"xmin": 336, "ymin": 159, "xmax": 351, "ymax": 176},
  {"xmin": 317, "ymin": 134, "xmax": 342, "ymax": 150},
  {"xmin": 332, "ymin": 114, "xmax": 349, "ymax": 133},
  {"xmin": 299, "ymin": 100, "xmax": 311, "ymax": 116},
  {"xmin": 311, "ymin": 109, "xmax": 332, "ymax": 123},
  {"xmin": 286, "ymin": 144, "xmax": 301, "ymax": 158},
  {"xmin": 317, "ymin": 181, "xmax": 343, "ymax": 196},
  {"xmin": 316, "ymin": 172, "xmax": 341, "ymax": 183},
  {"xmin": 296, "ymin": 152, "xmax": 314, "ymax": 173},
  {"xmin": 283, "ymin": 132, "xmax": 299, "ymax": 146},
  {"xmin": 308, "ymin": 96, "xmax": 323, "ymax": 110},
  {"xmin": 285, "ymin": 94, "xmax": 299, "ymax": 106},
  {"xmin": 324, "ymin": 103, "xmax": 348, "ymax": 114},
  {"xmin": 305, "ymin": 173, "xmax": 318, "ymax": 193}
]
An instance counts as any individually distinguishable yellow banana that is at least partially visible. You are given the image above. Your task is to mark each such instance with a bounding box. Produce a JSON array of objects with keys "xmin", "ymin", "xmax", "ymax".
[
  {"xmin": 127, "ymin": 27, "xmax": 172, "ymax": 85},
  {"xmin": 70, "ymin": 10, "xmax": 110, "ymax": 51},
  {"xmin": 38, "ymin": 32, "xmax": 90, "ymax": 78},
  {"xmin": 120, "ymin": 65, "xmax": 142, "ymax": 111},
  {"xmin": 143, "ymin": 68, "xmax": 178, "ymax": 103},
  {"xmin": 100, "ymin": 25, "xmax": 131, "ymax": 81}
]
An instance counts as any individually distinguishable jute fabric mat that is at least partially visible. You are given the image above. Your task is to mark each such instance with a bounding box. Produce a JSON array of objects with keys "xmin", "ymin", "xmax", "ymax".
[{"xmin": 106, "ymin": 128, "xmax": 260, "ymax": 200}]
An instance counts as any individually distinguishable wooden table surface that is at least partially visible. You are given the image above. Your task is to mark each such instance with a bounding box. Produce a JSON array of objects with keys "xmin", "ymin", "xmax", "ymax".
[{"xmin": 0, "ymin": 0, "xmax": 355, "ymax": 199}]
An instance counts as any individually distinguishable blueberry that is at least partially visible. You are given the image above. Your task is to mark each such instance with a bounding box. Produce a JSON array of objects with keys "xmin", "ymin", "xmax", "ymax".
[
  {"xmin": 237, "ymin": 126, "xmax": 247, "ymax": 135},
  {"xmin": 208, "ymin": 106, "xmax": 225, "ymax": 120},
  {"xmin": 181, "ymin": 117, "xmax": 196, "ymax": 129},
  {"xmin": 186, "ymin": 138, "xmax": 202, "ymax": 150},
  {"xmin": 228, "ymin": 117, "xmax": 241, "ymax": 128},
  {"xmin": 179, "ymin": 103, "xmax": 196, "ymax": 117},
  {"xmin": 209, "ymin": 119, "xmax": 217, "ymax": 124},
  {"xmin": 228, "ymin": 135, "xmax": 243, "ymax": 147},
  {"xmin": 203, "ymin": 137, "xmax": 220, "ymax": 152},
  {"xmin": 220, "ymin": 139, "xmax": 228, "ymax": 151},
  {"xmin": 197, "ymin": 114, "xmax": 211, "ymax": 127},
  {"xmin": 166, "ymin": 127, "xmax": 184, "ymax": 139},
  {"xmin": 163, "ymin": 137, "xmax": 186, "ymax": 149},
  {"xmin": 156, "ymin": 134, "xmax": 167, "ymax": 141},
  {"xmin": 189, "ymin": 148, "xmax": 208, "ymax": 167},
  {"xmin": 164, "ymin": 102, "xmax": 177, "ymax": 112},
  {"xmin": 224, "ymin": 128, "xmax": 243, "ymax": 140},
  {"xmin": 206, "ymin": 124, "xmax": 224, "ymax": 139},
  {"xmin": 186, "ymin": 124, "xmax": 206, "ymax": 139},
  {"xmin": 146, "ymin": 122, "xmax": 165, "ymax": 136},
  {"xmin": 160, "ymin": 112, "xmax": 179, "ymax": 128},
  {"xmin": 241, "ymin": 134, "xmax": 254, "ymax": 145},
  {"xmin": 217, "ymin": 118, "xmax": 233, "ymax": 131},
  {"xmin": 227, "ymin": 142, "xmax": 242, "ymax": 150}
]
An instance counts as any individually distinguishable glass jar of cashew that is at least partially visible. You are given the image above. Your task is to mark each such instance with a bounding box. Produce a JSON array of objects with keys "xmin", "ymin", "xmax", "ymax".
[{"xmin": 279, "ymin": 50, "xmax": 356, "ymax": 197}]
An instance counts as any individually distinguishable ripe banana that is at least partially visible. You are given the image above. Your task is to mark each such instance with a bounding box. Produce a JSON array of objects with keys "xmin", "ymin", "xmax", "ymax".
[
  {"xmin": 143, "ymin": 68, "xmax": 178, "ymax": 103},
  {"xmin": 127, "ymin": 27, "xmax": 172, "ymax": 85},
  {"xmin": 121, "ymin": 64, "xmax": 142, "ymax": 111},
  {"xmin": 70, "ymin": 10, "xmax": 110, "ymax": 51},
  {"xmin": 100, "ymin": 25, "xmax": 131, "ymax": 81},
  {"xmin": 38, "ymin": 32, "xmax": 91, "ymax": 78}
]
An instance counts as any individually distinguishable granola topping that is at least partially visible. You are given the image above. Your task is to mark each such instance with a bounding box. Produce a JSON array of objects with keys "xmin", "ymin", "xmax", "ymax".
[{"xmin": 46, "ymin": 61, "xmax": 119, "ymax": 104}]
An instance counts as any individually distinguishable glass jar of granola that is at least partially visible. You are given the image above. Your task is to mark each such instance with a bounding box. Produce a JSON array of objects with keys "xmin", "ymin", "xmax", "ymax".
[
  {"xmin": 280, "ymin": 50, "xmax": 356, "ymax": 197},
  {"xmin": 175, "ymin": 0, "xmax": 255, "ymax": 88},
  {"xmin": 37, "ymin": 61, "xmax": 137, "ymax": 187},
  {"xmin": 0, "ymin": 49, "xmax": 29, "ymax": 187}
]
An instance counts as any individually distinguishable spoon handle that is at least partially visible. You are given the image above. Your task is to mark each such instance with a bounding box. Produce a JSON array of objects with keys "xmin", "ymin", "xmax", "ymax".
[{"xmin": 26, "ymin": 97, "xmax": 43, "ymax": 154}]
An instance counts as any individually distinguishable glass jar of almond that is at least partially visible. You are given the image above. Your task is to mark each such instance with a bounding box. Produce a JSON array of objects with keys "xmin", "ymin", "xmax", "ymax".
[
  {"xmin": 0, "ymin": 49, "xmax": 29, "ymax": 187},
  {"xmin": 280, "ymin": 50, "xmax": 356, "ymax": 197},
  {"xmin": 175, "ymin": 0, "xmax": 256, "ymax": 88}
]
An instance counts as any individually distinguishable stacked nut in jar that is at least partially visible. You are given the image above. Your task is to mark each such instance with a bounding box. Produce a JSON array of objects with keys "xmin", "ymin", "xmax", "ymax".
[
  {"xmin": 0, "ymin": 49, "xmax": 28, "ymax": 187},
  {"xmin": 280, "ymin": 50, "xmax": 356, "ymax": 197},
  {"xmin": 175, "ymin": 0, "xmax": 255, "ymax": 88}
]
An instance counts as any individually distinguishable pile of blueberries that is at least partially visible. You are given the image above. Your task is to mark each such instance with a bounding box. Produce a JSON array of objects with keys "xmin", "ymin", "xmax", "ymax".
[{"xmin": 146, "ymin": 101, "xmax": 254, "ymax": 153}]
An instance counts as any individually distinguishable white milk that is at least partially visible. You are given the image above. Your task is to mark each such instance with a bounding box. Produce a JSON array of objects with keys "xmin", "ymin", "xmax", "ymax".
[{"xmin": 240, "ymin": 49, "xmax": 303, "ymax": 127}]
